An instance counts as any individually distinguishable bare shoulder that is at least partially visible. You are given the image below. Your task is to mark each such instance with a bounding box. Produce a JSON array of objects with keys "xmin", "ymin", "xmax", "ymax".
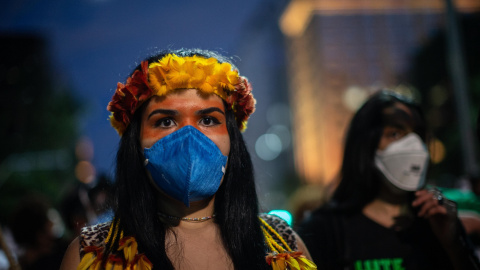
[
  {"xmin": 60, "ymin": 237, "xmax": 80, "ymax": 270},
  {"xmin": 292, "ymin": 231, "xmax": 313, "ymax": 260}
]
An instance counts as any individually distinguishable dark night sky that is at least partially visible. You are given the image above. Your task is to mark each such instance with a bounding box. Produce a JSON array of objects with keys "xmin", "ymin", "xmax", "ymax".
[{"xmin": 1, "ymin": 0, "xmax": 267, "ymax": 174}]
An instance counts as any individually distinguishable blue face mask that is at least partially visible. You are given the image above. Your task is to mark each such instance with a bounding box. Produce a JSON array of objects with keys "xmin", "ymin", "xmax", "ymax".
[{"xmin": 143, "ymin": 125, "xmax": 228, "ymax": 206}]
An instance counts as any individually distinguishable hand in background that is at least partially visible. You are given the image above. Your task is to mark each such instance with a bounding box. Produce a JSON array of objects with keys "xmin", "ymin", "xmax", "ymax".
[{"xmin": 412, "ymin": 188, "xmax": 458, "ymax": 245}]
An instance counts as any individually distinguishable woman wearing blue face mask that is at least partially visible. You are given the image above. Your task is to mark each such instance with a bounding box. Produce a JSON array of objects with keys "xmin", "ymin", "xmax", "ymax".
[
  {"xmin": 59, "ymin": 49, "xmax": 316, "ymax": 270},
  {"xmin": 298, "ymin": 90, "xmax": 480, "ymax": 269}
]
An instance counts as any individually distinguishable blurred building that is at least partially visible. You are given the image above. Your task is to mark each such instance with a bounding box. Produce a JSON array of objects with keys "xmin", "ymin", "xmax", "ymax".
[
  {"xmin": 235, "ymin": 0, "xmax": 296, "ymax": 210},
  {"xmin": 279, "ymin": 0, "xmax": 480, "ymax": 187}
]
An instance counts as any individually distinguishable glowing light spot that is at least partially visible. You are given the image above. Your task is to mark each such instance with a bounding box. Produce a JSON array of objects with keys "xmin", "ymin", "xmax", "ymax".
[
  {"xmin": 75, "ymin": 137, "xmax": 94, "ymax": 161},
  {"xmin": 429, "ymin": 138, "xmax": 446, "ymax": 164},
  {"xmin": 255, "ymin": 134, "xmax": 282, "ymax": 161},
  {"xmin": 268, "ymin": 210, "xmax": 293, "ymax": 226},
  {"xmin": 343, "ymin": 85, "xmax": 368, "ymax": 112},
  {"xmin": 267, "ymin": 125, "xmax": 291, "ymax": 151},
  {"xmin": 75, "ymin": 161, "xmax": 96, "ymax": 184}
]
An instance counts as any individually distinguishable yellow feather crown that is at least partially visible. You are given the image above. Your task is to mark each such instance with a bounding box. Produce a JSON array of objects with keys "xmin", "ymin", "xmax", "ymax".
[{"xmin": 107, "ymin": 53, "xmax": 256, "ymax": 135}]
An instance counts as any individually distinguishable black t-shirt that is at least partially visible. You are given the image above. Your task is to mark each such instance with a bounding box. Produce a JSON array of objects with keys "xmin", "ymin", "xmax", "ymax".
[{"xmin": 298, "ymin": 209, "xmax": 454, "ymax": 270}]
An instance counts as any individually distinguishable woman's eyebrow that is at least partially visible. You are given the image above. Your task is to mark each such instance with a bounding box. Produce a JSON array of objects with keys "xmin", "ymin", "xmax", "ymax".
[
  {"xmin": 147, "ymin": 109, "xmax": 178, "ymax": 120},
  {"xmin": 383, "ymin": 109, "xmax": 413, "ymax": 129},
  {"xmin": 196, "ymin": 107, "xmax": 225, "ymax": 115}
]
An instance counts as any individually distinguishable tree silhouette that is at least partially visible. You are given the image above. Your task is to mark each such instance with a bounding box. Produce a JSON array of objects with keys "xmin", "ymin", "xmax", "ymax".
[{"xmin": 0, "ymin": 34, "xmax": 80, "ymax": 223}]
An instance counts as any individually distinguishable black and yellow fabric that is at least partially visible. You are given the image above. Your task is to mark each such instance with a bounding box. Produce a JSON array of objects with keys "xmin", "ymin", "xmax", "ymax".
[
  {"xmin": 78, "ymin": 214, "xmax": 315, "ymax": 270},
  {"xmin": 260, "ymin": 214, "xmax": 317, "ymax": 270}
]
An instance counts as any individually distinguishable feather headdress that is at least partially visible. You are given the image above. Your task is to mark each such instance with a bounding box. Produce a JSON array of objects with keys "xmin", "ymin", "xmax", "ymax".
[{"xmin": 107, "ymin": 54, "xmax": 256, "ymax": 135}]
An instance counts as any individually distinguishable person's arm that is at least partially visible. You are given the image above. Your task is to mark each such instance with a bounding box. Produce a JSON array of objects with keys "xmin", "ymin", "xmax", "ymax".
[
  {"xmin": 413, "ymin": 189, "xmax": 480, "ymax": 270},
  {"xmin": 60, "ymin": 237, "xmax": 80, "ymax": 270},
  {"xmin": 460, "ymin": 215, "xmax": 480, "ymax": 235}
]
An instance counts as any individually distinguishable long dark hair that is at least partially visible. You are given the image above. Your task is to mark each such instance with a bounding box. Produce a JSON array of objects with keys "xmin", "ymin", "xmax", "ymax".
[
  {"xmin": 108, "ymin": 49, "xmax": 268, "ymax": 269},
  {"xmin": 329, "ymin": 90, "xmax": 426, "ymax": 211}
]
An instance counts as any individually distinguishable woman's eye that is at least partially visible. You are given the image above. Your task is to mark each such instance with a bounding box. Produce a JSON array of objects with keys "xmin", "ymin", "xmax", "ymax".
[
  {"xmin": 155, "ymin": 118, "xmax": 176, "ymax": 128},
  {"xmin": 200, "ymin": 116, "xmax": 220, "ymax": 126},
  {"xmin": 388, "ymin": 130, "xmax": 405, "ymax": 140}
]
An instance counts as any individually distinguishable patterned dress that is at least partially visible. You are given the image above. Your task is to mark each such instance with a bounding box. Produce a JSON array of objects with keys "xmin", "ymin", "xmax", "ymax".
[{"xmin": 79, "ymin": 213, "xmax": 297, "ymax": 259}]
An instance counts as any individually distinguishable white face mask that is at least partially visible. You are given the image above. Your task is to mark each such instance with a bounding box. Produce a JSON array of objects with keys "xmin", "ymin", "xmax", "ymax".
[{"xmin": 374, "ymin": 133, "xmax": 429, "ymax": 191}]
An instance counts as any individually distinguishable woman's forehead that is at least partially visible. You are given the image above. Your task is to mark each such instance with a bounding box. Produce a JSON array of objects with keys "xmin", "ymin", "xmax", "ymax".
[
  {"xmin": 147, "ymin": 89, "xmax": 224, "ymax": 107},
  {"xmin": 382, "ymin": 103, "xmax": 415, "ymax": 129}
]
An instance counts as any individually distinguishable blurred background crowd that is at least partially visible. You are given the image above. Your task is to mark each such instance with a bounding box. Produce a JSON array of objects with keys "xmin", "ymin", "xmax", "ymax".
[{"xmin": 1, "ymin": 0, "xmax": 480, "ymax": 269}]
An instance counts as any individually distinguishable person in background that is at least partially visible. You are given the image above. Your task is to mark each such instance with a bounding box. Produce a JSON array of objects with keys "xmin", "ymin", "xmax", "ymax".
[
  {"xmin": 87, "ymin": 174, "xmax": 114, "ymax": 224},
  {"xmin": 60, "ymin": 185, "xmax": 89, "ymax": 240},
  {"xmin": 288, "ymin": 184, "xmax": 327, "ymax": 229},
  {"xmin": 60, "ymin": 48, "xmax": 316, "ymax": 270},
  {"xmin": 9, "ymin": 194, "xmax": 66, "ymax": 270},
  {"xmin": 298, "ymin": 90, "xmax": 480, "ymax": 269},
  {"xmin": 60, "ymin": 174, "xmax": 114, "ymax": 241}
]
